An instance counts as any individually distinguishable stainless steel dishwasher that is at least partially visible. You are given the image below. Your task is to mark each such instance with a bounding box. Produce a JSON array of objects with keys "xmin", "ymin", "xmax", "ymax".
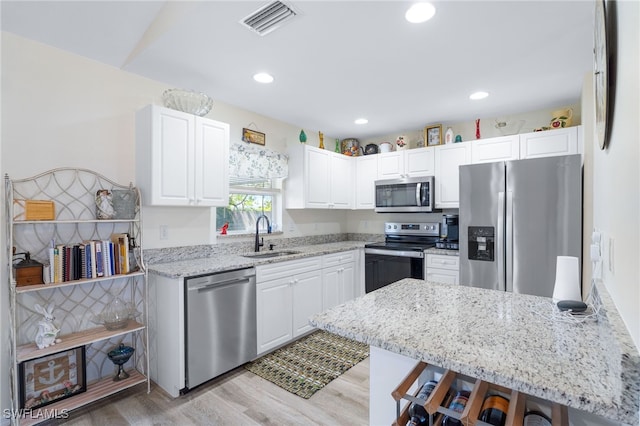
[{"xmin": 184, "ymin": 267, "xmax": 256, "ymax": 391}]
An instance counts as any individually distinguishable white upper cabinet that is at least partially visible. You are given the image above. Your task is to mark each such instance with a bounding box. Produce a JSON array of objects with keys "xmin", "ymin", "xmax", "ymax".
[
  {"xmin": 354, "ymin": 155, "xmax": 378, "ymax": 209},
  {"xmin": 471, "ymin": 135, "xmax": 520, "ymax": 164},
  {"xmin": 405, "ymin": 147, "xmax": 436, "ymax": 177},
  {"xmin": 136, "ymin": 105, "xmax": 229, "ymax": 206},
  {"xmin": 434, "ymin": 141, "xmax": 472, "ymax": 208},
  {"xmin": 304, "ymin": 147, "xmax": 331, "ymax": 208},
  {"xmin": 286, "ymin": 144, "xmax": 353, "ymax": 209},
  {"xmin": 519, "ymin": 126, "xmax": 579, "ymax": 159},
  {"xmin": 330, "ymin": 153, "xmax": 354, "ymax": 208},
  {"xmin": 377, "ymin": 147, "xmax": 435, "ymax": 179},
  {"xmin": 196, "ymin": 118, "xmax": 230, "ymax": 205},
  {"xmin": 377, "ymin": 151, "xmax": 405, "ymax": 179}
]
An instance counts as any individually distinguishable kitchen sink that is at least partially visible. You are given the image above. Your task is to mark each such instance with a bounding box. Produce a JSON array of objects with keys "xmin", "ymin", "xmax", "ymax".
[{"xmin": 242, "ymin": 250, "xmax": 301, "ymax": 259}]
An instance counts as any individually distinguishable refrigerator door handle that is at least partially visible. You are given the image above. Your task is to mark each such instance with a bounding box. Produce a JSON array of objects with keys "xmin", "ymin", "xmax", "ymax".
[
  {"xmin": 497, "ymin": 191, "xmax": 505, "ymax": 290},
  {"xmin": 505, "ymin": 191, "xmax": 514, "ymax": 292}
]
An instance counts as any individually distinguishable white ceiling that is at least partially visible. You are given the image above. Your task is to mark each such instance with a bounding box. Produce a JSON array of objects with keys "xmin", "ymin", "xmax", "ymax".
[{"xmin": 1, "ymin": 1, "xmax": 595, "ymax": 139}]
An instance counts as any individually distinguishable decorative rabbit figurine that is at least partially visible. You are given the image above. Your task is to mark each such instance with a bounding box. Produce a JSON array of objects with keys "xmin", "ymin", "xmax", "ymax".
[{"xmin": 34, "ymin": 303, "xmax": 61, "ymax": 349}]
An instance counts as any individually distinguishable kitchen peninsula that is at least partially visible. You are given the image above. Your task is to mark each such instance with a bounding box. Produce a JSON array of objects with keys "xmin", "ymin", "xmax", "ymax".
[{"xmin": 310, "ymin": 279, "xmax": 640, "ymax": 425}]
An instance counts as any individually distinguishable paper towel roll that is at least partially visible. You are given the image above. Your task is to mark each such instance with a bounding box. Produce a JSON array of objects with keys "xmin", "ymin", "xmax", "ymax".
[{"xmin": 552, "ymin": 256, "xmax": 581, "ymax": 302}]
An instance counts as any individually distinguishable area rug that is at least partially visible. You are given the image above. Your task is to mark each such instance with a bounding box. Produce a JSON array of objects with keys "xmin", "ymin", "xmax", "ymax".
[{"xmin": 245, "ymin": 330, "xmax": 369, "ymax": 399}]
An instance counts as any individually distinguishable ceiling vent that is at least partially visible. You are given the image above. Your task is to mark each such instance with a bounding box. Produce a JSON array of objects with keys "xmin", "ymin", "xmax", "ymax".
[{"xmin": 240, "ymin": 1, "xmax": 297, "ymax": 36}]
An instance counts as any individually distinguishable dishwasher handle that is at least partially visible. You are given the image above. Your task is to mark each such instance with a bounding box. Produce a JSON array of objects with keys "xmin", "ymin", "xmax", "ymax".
[
  {"xmin": 186, "ymin": 267, "xmax": 256, "ymax": 292},
  {"xmin": 189, "ymin": 277, "xmax": 254, "ymax": 293}
]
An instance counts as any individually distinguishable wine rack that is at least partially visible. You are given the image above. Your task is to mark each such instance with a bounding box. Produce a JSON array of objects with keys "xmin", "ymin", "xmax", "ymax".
[{"xmin": 392, "ymin": 361, "xmax": 568, "ymax": 426}]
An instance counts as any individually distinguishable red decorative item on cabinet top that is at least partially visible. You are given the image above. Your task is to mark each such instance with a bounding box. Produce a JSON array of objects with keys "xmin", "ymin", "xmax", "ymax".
[{"xmin": 475, "ymin": 119, "xmax": 481, "ymax": 139}]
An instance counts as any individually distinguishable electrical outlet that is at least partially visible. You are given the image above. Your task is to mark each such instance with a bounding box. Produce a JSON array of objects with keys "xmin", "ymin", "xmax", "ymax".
[
  {"xmin": 363, "ymin": 220, "xmax": 368, "ymax": 229},
  {"xmin": 159, "ymin": 225, "xmax": 169, "ymax": 240}
]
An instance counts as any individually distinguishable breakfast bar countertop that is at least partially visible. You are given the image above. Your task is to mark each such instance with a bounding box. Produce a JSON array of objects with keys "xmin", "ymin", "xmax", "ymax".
[{"xmin": 310, "ymin": 278, "xmax": 640, "ymax": 425}]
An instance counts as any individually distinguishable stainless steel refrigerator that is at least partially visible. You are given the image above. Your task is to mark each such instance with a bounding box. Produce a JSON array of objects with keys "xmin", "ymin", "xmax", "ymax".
[{"xmin": 459, "ymin": 154, "xmax": 582, "ymax": 297}]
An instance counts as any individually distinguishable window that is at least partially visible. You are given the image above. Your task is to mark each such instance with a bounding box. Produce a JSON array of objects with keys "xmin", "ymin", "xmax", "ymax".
[{"xmin": 216, "ymin": 178, "xmax": 282, "ymax": 234}]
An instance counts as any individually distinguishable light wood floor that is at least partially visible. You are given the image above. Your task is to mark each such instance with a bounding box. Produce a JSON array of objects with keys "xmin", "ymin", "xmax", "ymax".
[{"xmin": 52, "ymin": 357, "xmax": 370, "ymax": 426}]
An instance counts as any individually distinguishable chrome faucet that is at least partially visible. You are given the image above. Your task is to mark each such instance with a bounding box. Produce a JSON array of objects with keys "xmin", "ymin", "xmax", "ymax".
[{"xmin": 254, "ymin": 214, "xmax": 271, "ymax": 252}]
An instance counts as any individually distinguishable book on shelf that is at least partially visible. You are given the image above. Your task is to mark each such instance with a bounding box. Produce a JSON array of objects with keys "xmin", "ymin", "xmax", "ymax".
[
  {"xmin": 95, "ymin": 241, "xmax": 104, "ymax": 277},
  {"xmin": 111, "ymin": 233, "xmax": 130, "ymax": 275},
  {"xmin": 48, "ymin": 246, "xmax": 55, "ymax": 283},
  {"xmin": 72, "ymin": 244, "xmax": 82, "ymax": 280}
]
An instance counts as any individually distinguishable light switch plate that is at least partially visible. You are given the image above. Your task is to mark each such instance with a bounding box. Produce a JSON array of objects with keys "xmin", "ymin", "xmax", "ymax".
[{"xmin": 159, "ymin": 225, "xmax": 169, "ymax": 240}]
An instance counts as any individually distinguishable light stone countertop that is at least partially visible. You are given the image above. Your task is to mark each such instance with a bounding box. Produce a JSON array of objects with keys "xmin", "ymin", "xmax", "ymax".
[
  {"xmin": 146, "ymin": 241, "xmax": 367, "ymax": 278},
  {"xmin": 309, "ymin": 278, "xmax": 640, "ymax": 425},
  {"xmin": 424, "ymin": 248, "xmax": 460, "ymax": 256}
]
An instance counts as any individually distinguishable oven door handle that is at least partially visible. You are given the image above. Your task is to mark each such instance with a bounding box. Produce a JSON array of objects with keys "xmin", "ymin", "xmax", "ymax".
[{"xmin": 364, "ymin": 248, "xmax": 425, "ymax": 258}]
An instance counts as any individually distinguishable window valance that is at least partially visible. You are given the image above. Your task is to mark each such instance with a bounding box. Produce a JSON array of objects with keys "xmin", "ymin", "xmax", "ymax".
[{"xmin": 229, "ymin": 142, "xmax": 288, "ymax": 180}]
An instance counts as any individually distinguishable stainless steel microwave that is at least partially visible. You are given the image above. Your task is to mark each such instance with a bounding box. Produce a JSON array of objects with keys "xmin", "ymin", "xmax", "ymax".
[{"xmin": 374, "ymin": 176, "xmax": 435, "ymax": 213}]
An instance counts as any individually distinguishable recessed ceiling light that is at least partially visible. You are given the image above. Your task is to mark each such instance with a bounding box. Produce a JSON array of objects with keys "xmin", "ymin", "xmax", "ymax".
[
  {"xmin": 469, "ymin": 91, "xmax": 489, "ymax": 100},
  {"xmin": 253, "ymin": 72, "xmax": 274, "ymax": 83},
  {"xmin": 405, "ymin": 3, "xmax": 436, "ymax": 23},
  {"xmin": 355, "ymin": 118, "xmax": 368, "ymax": 125}
]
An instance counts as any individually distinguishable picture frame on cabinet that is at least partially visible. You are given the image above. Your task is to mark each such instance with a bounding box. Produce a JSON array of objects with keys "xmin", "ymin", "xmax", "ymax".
[
  {"xmin": 19, "ymin": 346, "xmax": 86, "ymax": 410},
  {"xmin": 242, "ymin": 128, "xmax": 266, "ymax": 146},
  {"xmin": 424, "ymin": 124, "xmax": 443, "ymax": 147}
]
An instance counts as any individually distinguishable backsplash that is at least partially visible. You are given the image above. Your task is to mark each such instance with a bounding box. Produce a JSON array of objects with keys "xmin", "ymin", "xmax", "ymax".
[{"xmin": 143, "ymin": 232, "xmax": 383, "ymax": 264}]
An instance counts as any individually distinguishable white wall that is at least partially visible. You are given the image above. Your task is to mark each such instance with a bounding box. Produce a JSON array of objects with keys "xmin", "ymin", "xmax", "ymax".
[{"xmin": 591, "ymin": 0, "xmax": 640, "ymax": 349}]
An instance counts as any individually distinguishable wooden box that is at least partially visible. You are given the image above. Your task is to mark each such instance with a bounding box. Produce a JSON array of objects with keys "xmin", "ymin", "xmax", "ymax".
[
  {"xmin": 15, "ymin": 264, "xmax": 44, "ymax": 287},
  {"xmin": 13, "ymin": 199, "xmax": 55, "ymax": 221}
]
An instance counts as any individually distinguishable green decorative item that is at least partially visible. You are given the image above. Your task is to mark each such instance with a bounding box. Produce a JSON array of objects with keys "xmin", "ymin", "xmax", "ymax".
[
  {"xmin": 299, "ymin": 129, "xmax": 307, "ymax": 143},
  {"xmin": 335, "ymin": 139, "xmax": 340, "ymax": 153},
  {"xmin": 455, "ymin": 135, "xmax": 462, "ymax": 143}
]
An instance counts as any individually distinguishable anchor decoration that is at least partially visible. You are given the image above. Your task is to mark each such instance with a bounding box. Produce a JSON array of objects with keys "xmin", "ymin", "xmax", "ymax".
[{"xmin": 38, "ymin": 359, "xmax": 65, "ymax": 386}]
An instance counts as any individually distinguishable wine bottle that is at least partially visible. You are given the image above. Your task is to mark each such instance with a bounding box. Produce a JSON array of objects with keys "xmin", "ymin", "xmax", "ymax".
[
  {"xmin": 441, "ymin": 390, "xmax": 470, "ymax": 426},
  {"xmin": 479, "ymin": 395, "xmax": 509, "ymax": 426},
  {"xmin": 407, "ymin": 380, "xmax": 438, "ymax": 426}
]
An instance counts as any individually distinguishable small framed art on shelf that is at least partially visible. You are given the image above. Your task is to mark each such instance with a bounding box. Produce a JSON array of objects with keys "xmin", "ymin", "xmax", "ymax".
[
  {"xmin": 19, "ymin": 346, "xmax": 86, "ymax": 410},
  {"xmin": 424, "ymin": 124, "xmax": 443, "ymax": 146}
]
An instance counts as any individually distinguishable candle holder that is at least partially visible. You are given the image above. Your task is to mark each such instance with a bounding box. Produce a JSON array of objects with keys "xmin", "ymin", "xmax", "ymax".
[{"xmin": 107, "ymin": 344, "xmax": 135, "ymax": 381}]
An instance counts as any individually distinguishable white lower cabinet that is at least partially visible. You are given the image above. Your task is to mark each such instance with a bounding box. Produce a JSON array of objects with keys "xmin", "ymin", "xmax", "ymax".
[
  {"xmin": 322, "ymin": 251, "xmax": 357, "ymax": 310},
  {"xmin": 256, "ymin": 256, "xmax": 323, "ymax": 355},
  {"xmin": 256, "ymin": 250, "xmax": 362, "ymax": 355},
  {"xmin": 425, "ymin": 254, "xmax": 460, "ymax": 285},
  {"xmin": 256, "ymin": 277, "xmax": 294, "ymax": 354},
  {"xmin": 256, "ymin": 269, "xmax": 323, "ymax": 354},
  {"xmin": 292, "ymin": 271, "xmax": 324, "ymax": 336}
]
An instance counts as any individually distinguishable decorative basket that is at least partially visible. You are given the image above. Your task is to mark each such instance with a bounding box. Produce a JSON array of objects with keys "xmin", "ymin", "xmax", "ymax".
[{"xmin": 112, "ymin": 189, "xmax": 137, "ymax": 220}]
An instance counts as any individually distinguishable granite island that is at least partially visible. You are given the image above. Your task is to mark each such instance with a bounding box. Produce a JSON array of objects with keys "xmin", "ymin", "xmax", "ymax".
[{"xmin": 310, "ymin": 279, "xmax": 640, "ymax": 425}]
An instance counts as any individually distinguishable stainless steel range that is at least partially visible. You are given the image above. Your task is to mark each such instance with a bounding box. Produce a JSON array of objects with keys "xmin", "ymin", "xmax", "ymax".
[{"xmin": 364, "ymin": 222, "xmax": 440, "ymax": 293}]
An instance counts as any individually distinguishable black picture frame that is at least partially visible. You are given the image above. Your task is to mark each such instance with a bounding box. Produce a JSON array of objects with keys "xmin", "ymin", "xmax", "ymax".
[
  {"xmin": 19, "ymin": 346, "xmax": 86, "ymax": 410},
  {"xmin": 242, "ymin": 128, "xmax": 266, "ymax": 146}
]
